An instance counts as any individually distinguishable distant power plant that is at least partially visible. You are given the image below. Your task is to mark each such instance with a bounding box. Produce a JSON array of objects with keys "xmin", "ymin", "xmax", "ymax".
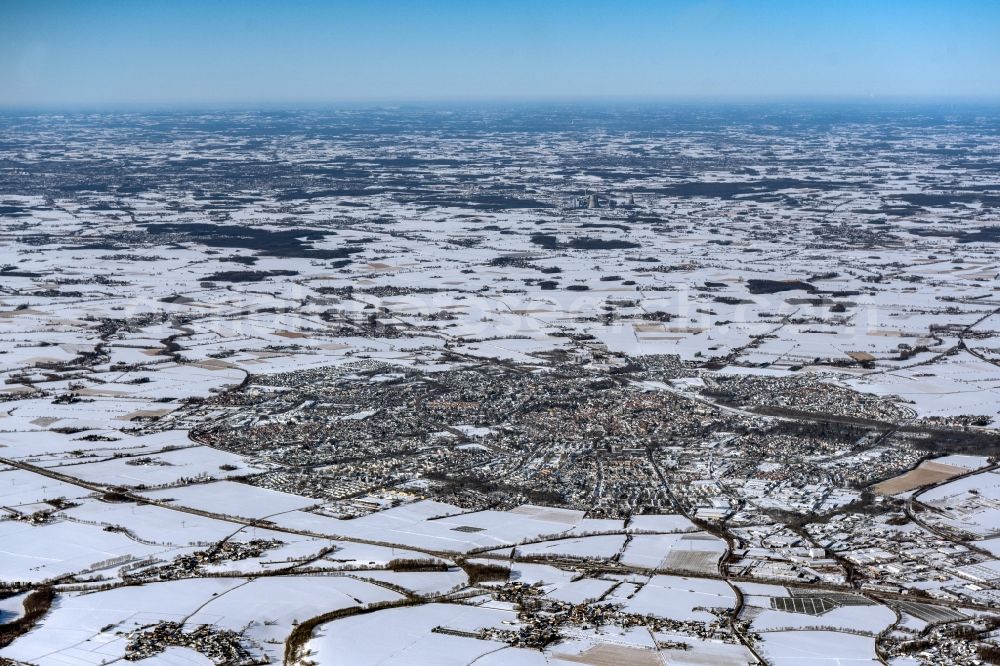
[{"xmin": 572, "ymin": 192, "xmax": 636, "ymax": 209}]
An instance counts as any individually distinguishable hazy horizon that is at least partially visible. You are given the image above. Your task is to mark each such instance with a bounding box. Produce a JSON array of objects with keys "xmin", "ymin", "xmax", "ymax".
[{"xmin": 3, "ymin": 96, "xmax": 1000, "ymax": 116}]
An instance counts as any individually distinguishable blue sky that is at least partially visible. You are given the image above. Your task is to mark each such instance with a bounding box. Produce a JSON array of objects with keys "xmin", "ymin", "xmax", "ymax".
[{"xmin": 1, "ymin": 0, "xmax": 998, "ymax": 107}]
